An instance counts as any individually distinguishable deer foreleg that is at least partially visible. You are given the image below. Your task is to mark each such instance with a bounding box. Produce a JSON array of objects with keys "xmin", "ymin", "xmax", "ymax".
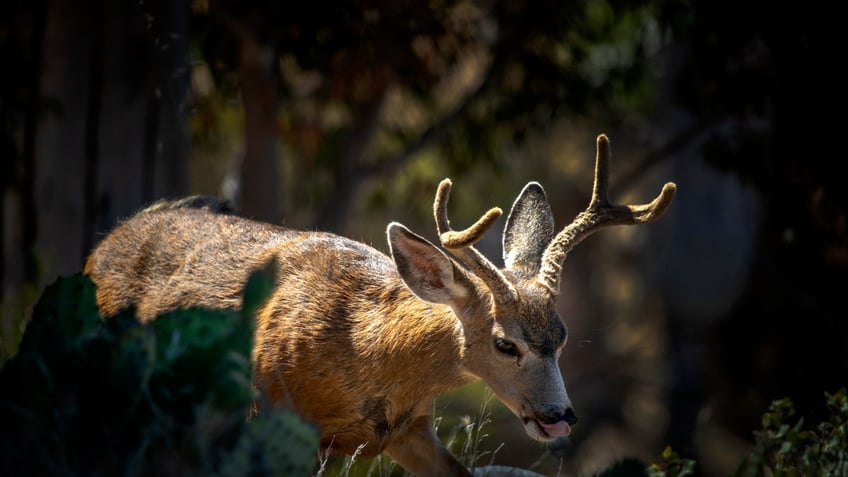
[{"xmin": 383, "ymin": 414, "xmax": 471, "ymax": 477}]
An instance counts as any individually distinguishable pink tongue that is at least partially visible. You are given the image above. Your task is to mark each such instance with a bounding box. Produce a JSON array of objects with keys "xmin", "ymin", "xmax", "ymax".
[{"xmin": 540, "ymin": 420, "xmax": 572, "ymax": 437}]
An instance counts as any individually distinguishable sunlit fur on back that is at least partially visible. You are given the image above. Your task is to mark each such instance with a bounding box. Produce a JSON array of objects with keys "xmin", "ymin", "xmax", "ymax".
[
  {"xmin": 84, "ymin": 134, "xmax": 676, "ymax": 477},
  {"xmin": 85, "ymin": 200, "xmax": 474, "ymax": 465}
]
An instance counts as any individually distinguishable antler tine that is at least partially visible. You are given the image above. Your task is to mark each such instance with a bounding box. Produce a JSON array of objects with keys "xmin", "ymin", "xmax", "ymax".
[
  {"xmin": 434, "ymin": 179, "xmax": 517, "ymax": 304},
  {"xmin": 538, "ymin": 134, "xmax": 677, "ymax": 295},
  {"xmin": 435, "ymin": 179, "xmax": 503, "ymax": 247}
]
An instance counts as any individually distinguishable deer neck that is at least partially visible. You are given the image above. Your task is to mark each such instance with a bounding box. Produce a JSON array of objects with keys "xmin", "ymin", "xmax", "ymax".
[{"xmin": 373, "ymin": 282, "xmax": 477, "ymax": 393}]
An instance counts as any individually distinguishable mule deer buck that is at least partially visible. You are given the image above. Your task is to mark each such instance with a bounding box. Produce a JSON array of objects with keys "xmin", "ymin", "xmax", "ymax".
[{"xmin": 84, "ymin": 134, "xmax": 675, "ymax": 476}]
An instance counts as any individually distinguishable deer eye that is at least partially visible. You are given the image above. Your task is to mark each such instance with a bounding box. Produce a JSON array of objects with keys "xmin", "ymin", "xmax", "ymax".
[{"xmin": 495, "ymin": 338, "xmax": 519, "ymax": 357}]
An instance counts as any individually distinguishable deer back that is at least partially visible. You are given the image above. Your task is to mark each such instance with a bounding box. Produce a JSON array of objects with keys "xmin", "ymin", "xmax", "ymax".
[{"xmin": 84, "ymin": 198, "xmax": 472, "ymax": 456}]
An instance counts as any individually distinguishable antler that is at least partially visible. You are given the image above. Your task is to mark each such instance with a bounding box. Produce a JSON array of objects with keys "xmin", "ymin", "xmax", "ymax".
[
  {"xmin": 538, "ymin": 134, "xmax": 677, "ymax": 295},
  {"xmin": 434, "ymin": 179, "xmax": 518, "ymax": 304}
]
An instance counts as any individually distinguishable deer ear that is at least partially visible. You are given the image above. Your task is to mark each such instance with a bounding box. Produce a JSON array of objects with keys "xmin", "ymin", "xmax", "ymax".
[
  {"xmin": 503, "ymin": 182, "xmax": 555, "ymax": 275},
  {"xmin": 387, "ymin": 223, "xmax": 469, "ymax": 304}
]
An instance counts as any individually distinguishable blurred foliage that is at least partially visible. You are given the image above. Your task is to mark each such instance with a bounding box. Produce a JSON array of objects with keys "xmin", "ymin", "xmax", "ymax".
[
  {"xmin": 643, "ymin": 390, "xmax": 848, "ymax": 477},
  {"xmin": 646, "ymin": 447, "xmax": 696, "ymax": 477},
  {"xmin": 186, "ymin": 0, "xmax": 669, "ymax": 231},
  {"xmin": 0, "ymin": 267, "xmax": 319, "ymax": 477},
  {"xmin": 733, "ymin": 389, "xmax": 848, "ymax": 477}
]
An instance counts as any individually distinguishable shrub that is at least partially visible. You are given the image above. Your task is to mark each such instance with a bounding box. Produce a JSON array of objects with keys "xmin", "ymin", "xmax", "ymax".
[
  {"xmin": 0, "ymin": 267, "xmax": 318, "ymax": 477},
  {"xmin": 733, "ymin": 389, "xmax": 848, "ymax": 477},
  {"xmin": 645, "ymin": 390, "xmax": 847, "ymax": 477}
]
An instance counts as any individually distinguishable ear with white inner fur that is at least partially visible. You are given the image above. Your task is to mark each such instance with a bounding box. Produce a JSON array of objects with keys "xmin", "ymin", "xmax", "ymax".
[
  {"xmin": 387, "ymin": 222, "xmax": 470, "ymax": 305},
  {"xmin": 503, "ymin": 182, "xmax": 556, "ymax": 276}
]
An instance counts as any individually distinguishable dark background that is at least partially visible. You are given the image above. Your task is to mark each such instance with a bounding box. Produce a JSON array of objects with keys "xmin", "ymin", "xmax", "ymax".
[{"xmin": 2, "ymin": 0, "xmax": 846, "ymax": 475}]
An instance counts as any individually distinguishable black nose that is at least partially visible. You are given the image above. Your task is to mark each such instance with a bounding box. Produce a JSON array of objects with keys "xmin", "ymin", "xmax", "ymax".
[
  {"xmin": 538, "ymin": 405, "xmax": 578, "ymax": 425},
  {"xmin": 562, "ymin": 407, "xmax": 578, "ymax": 426}
]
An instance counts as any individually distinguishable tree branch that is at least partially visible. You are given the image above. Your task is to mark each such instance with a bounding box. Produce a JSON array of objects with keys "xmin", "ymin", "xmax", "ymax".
[
  {"xmin": 609, "ymin": 118, "xmax": 729, "ymax": 199},
  {"xmin": 363, "ymin": 53, "xmax": 505, "ymax": 179}
]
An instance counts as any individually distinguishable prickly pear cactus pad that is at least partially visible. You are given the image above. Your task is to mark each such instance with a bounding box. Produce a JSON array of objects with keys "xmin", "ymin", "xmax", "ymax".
[{"xmin": 0, "ymin": 265, "xmax": 318, "ymax": 477}]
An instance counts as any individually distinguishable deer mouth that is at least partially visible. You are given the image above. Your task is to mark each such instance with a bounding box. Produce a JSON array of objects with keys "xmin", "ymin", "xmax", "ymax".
[{"xmin": 523, "ymin": 417, "xmax": 572, "ymax": 441}]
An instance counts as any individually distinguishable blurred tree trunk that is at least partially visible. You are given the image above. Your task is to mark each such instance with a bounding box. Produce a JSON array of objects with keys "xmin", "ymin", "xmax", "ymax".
[
  {"xmin": 236, "ymin": 29, "xmax": 280, "ymax": 224},
  {"xmin": 0, "ymin": 0, "xmax": 46, "ymax": 306},
  {"xmin": 88, "ymin": 0, "xmax": 189, "ymax": 241},
  {"xmin": 31, "ymin": 0, "xmax": 189, "ymax": 289},
  {"xmin": 30, "ymin": 0, "xmax": 91, "ymax": 286},
  {"xmin": 315, "ymin": 91, "xmax": 387, "ymax": 232}
]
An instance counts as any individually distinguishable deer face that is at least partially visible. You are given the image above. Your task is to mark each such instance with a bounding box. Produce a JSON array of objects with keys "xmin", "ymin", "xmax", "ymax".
[
  {"xmin": 389, "ymin": 179, "xmax": 580, "ymax": 442},
  {"xmin": 388, "ymin": 221, "xmax": 576, "ymax": 441},
  {"xmin": 469, "ymin": 279, "xmax": 577, "ymax": 442},
  {"xmin": 388, "ymin": 134, "xmax": 676, "ymax": 446},
  {"xmin": 484, "ymin": 182, "xmax": 578, "ymax": 440}
]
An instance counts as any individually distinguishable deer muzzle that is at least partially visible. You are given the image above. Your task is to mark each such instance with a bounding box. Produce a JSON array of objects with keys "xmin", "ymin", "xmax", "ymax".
[{"xmin": 523, "ymin": 403, "xmax": 578, "ymax": 440}]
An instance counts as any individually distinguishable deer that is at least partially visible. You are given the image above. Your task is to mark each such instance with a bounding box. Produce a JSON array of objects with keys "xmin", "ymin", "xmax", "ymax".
[{"xmin": 83, "ymin": 134, "xmax": 676, "ymax": 476}]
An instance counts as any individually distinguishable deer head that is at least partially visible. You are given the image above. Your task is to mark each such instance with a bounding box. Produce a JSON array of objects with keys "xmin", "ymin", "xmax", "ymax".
[{"xmin": 387, "ymin": 134, "xmax": 676, "ymax": 443}]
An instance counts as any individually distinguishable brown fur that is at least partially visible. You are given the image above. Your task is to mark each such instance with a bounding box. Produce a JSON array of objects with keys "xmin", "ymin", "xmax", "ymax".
[
  {"xmin": 84, "ymin": 135, "xmax": 675, "ymax": 477},
  {"xmin": 85, "ymin": 203, "xmax": 474, "ymax": 471}
]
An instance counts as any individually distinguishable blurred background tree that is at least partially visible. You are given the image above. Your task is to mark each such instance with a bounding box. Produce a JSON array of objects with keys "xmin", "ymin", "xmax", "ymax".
[{"xmin": 1, "ymin": 0, "xmax": 845, "ymax": 475}]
